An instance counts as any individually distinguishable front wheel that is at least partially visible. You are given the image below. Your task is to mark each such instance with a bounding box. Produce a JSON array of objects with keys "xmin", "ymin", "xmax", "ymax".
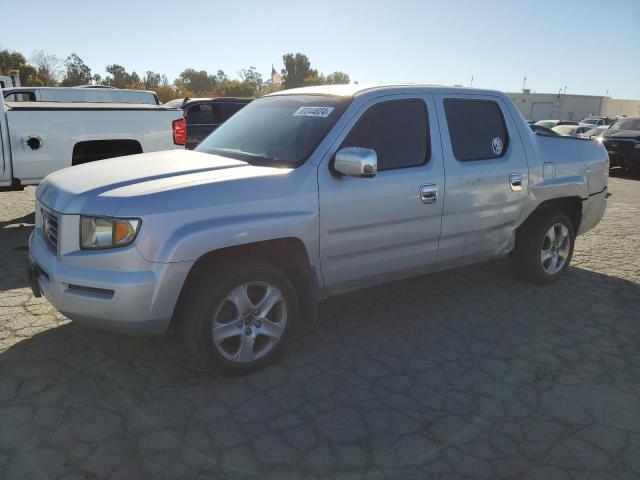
[
  {"xmin": 180, "ymin": 260, "xmax": 298, "ymax": 373},
  {"xmin": 513, "ymin": 211, "xmax": 576, "ymax": 284}
]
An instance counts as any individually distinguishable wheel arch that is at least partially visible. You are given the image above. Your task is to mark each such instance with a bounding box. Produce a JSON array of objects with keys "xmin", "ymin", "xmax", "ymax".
[
  {"xmin": 171, "ymin": 237, "xmax": 318, "ymax": 329},
  {"xmin": 520, "ymin": 196, "xmax": 583, "ymax": 234}
]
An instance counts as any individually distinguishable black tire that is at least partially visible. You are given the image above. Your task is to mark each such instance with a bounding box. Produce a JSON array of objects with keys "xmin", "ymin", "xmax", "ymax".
[
  {"xmin": 179, "ymin": 259, "xmax": 299, "ymax": 374},
  {"xmin": 513, "ymin": 211, "xmax": 576, "ymax": 285}
]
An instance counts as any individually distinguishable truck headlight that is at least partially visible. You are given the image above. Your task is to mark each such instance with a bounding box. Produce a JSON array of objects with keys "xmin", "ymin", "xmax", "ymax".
[{"xmin": 80, "ymin": 216, "xmax": 141, "ymax": 250}]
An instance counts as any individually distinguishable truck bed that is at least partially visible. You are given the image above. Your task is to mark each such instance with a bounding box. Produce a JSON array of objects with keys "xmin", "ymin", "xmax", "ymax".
[{"xmin": 5, "ymin": 101, "xmax": 180, "ymax": 111}]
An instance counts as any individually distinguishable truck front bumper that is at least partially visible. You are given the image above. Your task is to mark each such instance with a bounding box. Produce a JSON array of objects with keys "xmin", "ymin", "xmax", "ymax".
[{"xmin": 28, "ymin": 230, "xmax": 193, "ymax": 335}]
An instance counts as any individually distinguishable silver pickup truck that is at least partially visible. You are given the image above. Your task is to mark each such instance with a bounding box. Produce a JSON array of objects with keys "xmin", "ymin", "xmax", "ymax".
[{"xmin": 27, "ymin": 84, "xmax": 609, "ymax": 372}]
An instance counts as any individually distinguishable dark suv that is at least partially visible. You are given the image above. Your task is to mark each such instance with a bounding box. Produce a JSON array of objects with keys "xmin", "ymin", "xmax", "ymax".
[
  {"xmin": 600, "ymin": 116, "xmax": 640, "ymax": 170},
  {"xmin": 164, "ymin": 97, "xmax": 253, "ymax": 149}
]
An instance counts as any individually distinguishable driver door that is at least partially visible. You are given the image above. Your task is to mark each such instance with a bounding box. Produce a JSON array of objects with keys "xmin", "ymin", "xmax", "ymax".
[{"xmin": 317, "ymin": 94, "xmax": 444, "ymax": 293}]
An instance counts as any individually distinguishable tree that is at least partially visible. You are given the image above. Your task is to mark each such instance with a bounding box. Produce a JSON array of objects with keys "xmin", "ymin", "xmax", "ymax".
[
  {"xmin": 142, "ymin": 71, "xmax": 164, "ymax": 90},
  {"xmin": 215, "ymin": 70, "xmax": 229, "ymax": 84},
  {"xmin": 155, "ymin": 84, "xmax": 177, "ymax": 103},
  {"xmin": 61, "ymin": 53, "xmax": 92, "ymax": 86},
  {"xmin": 216, "ymin": 80, "xmax": 254, "ymax": 97},
  {"xmin": 0, "ymin": 49, "xmax": 27, "ymax": 74},
  {"xmin": 325, "ymin": 71, "xmax": 350, "ymax": 85},
  {"xmin": 30, "ymin": 50, "xmax": 63, "ymax": 86},
  {"xmin": 239, "ymin": 66, "xmax": 262, "ymax": 96},
  {"xmin": 176, "ymin": 68, "xmax": 216, "ymax": 96},
  {"xmin": 281, "ymin": 53, "xmax": 316, "ymax": 89},
  {"xmin": 0, "ymin": 49, "xmax": 40, "ymax": 86},
  {"xmin": 102, "ymin": 64, "xmax": 133, "ymax": 88}
]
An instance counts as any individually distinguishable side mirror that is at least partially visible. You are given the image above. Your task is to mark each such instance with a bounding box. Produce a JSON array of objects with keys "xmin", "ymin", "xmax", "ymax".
[{"xmin": 334, "ymin": 147, "xmax": 377, "ymax": 178}]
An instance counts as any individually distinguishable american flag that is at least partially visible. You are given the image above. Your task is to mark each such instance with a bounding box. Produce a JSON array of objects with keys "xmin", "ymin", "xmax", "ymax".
[{"xmin": 271, "ymin": 66, "xmax": 283, "ymax": 85}]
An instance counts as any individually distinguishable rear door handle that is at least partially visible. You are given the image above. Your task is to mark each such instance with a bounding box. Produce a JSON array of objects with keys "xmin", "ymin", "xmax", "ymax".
[
  {"xmin": 509, "ymin": 173, "xmax": 523, "ymax": 191},
  {"xmin": 420, "ymin": 184, "xmax": 438, "ymax": 204}
]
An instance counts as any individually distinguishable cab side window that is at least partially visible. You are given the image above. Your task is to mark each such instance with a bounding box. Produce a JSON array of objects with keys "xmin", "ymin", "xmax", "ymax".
[
  {"xmin": 444, "ymin": 99, "xmax": 509, "ymax": 161},
  {"xmin": 341, "ymin": 99, "xmax": 430, "ymax": 171}
]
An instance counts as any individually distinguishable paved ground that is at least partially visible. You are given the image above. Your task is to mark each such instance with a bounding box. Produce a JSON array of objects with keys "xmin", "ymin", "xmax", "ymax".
[{"xmin": 1, "ymin": 173, "xmax": 639, "ymax": 479}]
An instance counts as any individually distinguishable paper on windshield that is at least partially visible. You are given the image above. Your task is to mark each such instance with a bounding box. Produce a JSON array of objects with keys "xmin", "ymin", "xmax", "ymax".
[{"xmin": 293, "ymin": 106, "xmax": 335, "ymax": 118}]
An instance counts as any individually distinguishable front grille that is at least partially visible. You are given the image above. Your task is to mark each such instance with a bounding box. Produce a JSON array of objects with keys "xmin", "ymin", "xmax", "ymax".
[
  {"xmin": 41, "ymin": 208, "xmax": 59, "ymax": 251},
  {"xmin": 602, "ymin": 139, "xmax": 636, "ymax": 157}
]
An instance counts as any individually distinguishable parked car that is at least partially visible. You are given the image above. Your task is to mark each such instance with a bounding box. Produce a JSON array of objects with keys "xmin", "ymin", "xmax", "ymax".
[
  {"xmin": 551, "ymin": 125, "xmax": 594, "ymax": 137},
  {"xmin": 535, "ymin": 119, "xmax": 579, "ymax": 129},
  {"xmin": 2, "ymin": 86, "xmax": 160, "ymax": 105},
  {"xmin": 530, "ymin": 124, "xmax": 559, "ymax": 135},
  {"xmin": 163, "ymin": 97, "xmax": 253, "ymax": 149},
  {"xmin": 599, "ymin": 116, "xmax": 640, "ymax": 170},
  {"xmin": 27, "ymin": 84, "xmax": 609, "ymax": 372},
  {"xmin": 579, "ymin": 116, "xmax": 613, "ymax": 127},
  {"xmin": 0, "ymin": 94, "xmax": 185, "ymax": 191},
  {"xmin": 579, "ymin": 126, "xmax": 609, "ymax": 138}
]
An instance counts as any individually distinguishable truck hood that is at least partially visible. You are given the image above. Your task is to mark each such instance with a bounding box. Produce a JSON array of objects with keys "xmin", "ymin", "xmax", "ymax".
[
  {"xmin": 601, "ymin": 129, "xmax": 640, "ymax": 141},
  {"xmin": 37, "ymin": 149, "xmax": 290, "ymax": 214}
]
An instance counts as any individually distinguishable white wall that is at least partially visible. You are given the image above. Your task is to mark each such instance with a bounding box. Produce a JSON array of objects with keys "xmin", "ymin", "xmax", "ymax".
[
  {"xmin": 507, "ymin": 92, "xmax": 605, "ymax": 121},
  {"xmin": 603, "ymin": 98, "xmax": 640, "ymax": 117},
  {"xmin": 507, "ymin": 92, "xmax": 640, "ymax": 121}
]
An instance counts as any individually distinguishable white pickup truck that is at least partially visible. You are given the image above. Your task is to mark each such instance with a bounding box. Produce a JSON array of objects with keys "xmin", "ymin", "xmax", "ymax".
[{"xmin": 0, "ymin": 93, "xmax": 185, "ymax": 191}]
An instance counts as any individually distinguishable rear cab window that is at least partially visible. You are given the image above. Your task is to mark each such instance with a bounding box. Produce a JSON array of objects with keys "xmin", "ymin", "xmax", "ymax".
[
  {"xmin": 444, "ymin": 98, "xmax": 509, "ymax": 161},
  {"xmin": 186, "ymin": 103, "xmax": 222, "ymax": 125},
  {"xmin": 340, "ymin": 99, "xmax": 430, "ymax": 171}
]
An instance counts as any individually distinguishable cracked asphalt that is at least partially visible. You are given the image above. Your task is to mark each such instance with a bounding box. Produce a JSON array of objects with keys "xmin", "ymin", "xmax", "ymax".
[{"xmin": 1, "ymin": 173, "xmax": 639, "ymax": 479}]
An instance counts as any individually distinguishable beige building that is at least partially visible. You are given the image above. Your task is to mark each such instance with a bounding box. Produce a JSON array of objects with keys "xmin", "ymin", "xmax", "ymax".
[{"xmin": 507, "ymin": 91, "xmax": 640, "ymax": 121}]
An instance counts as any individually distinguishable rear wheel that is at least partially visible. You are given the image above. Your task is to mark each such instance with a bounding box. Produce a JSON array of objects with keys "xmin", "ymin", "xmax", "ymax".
[
  {"xmin": 513, "ymin": 211, "xmax": 576, "ymax": 284},
  {"xmin": 180, "ymin": 260, "xmax": 298, "ymax": 373}
]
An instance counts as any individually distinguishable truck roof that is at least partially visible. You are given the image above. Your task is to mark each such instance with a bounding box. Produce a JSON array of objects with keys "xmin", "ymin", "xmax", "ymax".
[
  {"xmin": 4, "ymin": 101, "xmax": 181, "ymax": 111},
  {"xmin": 266, "ymin": 83, "xmax": 503, "ymax": 98}
]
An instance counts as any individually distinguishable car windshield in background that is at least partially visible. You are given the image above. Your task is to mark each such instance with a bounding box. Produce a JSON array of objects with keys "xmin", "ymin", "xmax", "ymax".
[
  {"xmin": 196, "ymin": 95, "xmax": 352, "ymax": 166},
  {"xmin": 609, "ymin": 118, "xmax": 640, "ymax": 131},
  {"xmin": 552, "ymin": 125, "xmax": 576, "ymax": 135},
  {"xmin": 582, "ymin": 118, "xmax": 599, "ymax": 125},
  {"xmin": 535, "ymin": 120, "xmax": 556, "ymax": 128}
]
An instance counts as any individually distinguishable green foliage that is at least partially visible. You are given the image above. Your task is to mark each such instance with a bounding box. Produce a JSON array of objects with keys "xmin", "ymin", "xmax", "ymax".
[
  {"xmin": 1, "ymin": 47, "xmax": 348, "ymax": 100},
  {"xmin": 176, "ymin": 68, "xmax": 216, "ymax": 96},
  {"xmin": 102, "ymin": 64, "xmax": 135, "ymax": 89},
  {"xmin": 0, "ymin": 49, "xmax": 41, "ymax": 86},
  {"xmin": 30, "ymin": 50, "xmax": 63, "ymax": 86},
  {"xmin": 282, "ymin": 53, "xmax": 317, "ymax": 89},
  {"xmin": 280, "ymin": 53, "xmax": 349, "ymax": 89},
  {"xmin": 325, "ymin": 71, "xmax": 350, "ymax": 85},
  {"xmin": 61, "ymin": 54, "xmax": 92, "ymax": 86},
  {"xmin": 239, "ymin": 66, "xmax": 263, "ymax": 96}
]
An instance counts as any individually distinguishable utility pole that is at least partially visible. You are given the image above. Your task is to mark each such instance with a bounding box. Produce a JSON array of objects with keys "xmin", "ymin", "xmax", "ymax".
[
  {"xmin": 470, "ymin": 76, "xmax": 474, "ymax": 88},
  {"xmin": 522, "ymin": 76, "xmax": 527, "ymax": 92}
]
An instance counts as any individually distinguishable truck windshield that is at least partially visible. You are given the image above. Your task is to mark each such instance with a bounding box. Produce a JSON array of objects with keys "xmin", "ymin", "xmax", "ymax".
[
  {"xmin": 609, "ymin": 118, "xmax": 640, "ymax": 132},
  {"xmin": 196, "ymin": 95, "xmax": 352, "ymax": 166}
]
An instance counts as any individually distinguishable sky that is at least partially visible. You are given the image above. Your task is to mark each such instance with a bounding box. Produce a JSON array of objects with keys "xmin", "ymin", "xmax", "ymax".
[{"xmin": 1, "ymin": 0, "xmax": 639, "ymax": 99}]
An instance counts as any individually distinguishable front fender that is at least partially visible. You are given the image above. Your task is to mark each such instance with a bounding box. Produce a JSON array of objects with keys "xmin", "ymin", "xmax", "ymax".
[{"xmin": 146, "ymin": 210, "xmax": 318, "ymax": 265}]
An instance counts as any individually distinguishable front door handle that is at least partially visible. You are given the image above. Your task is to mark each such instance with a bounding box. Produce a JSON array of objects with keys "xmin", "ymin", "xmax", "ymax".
[
  {"xmin": 420, "ymin": 184, "xmax": 438, "ymax": 204},
  {"xmin": 509, "ymin": 173, "xmax": 523, "ymax": 191}
]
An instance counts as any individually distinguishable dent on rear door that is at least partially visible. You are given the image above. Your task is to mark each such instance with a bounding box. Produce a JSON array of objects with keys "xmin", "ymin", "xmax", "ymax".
[{"xmin": 435, "ymin": 94, "xmax": 529, "ymax": 265}]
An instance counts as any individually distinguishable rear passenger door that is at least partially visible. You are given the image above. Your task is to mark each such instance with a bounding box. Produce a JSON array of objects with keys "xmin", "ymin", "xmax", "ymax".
[
  {"xmin": 318, "ymin": 95, "xmax": 444, "ymax": 292},
  {"xmin": 436, "ymin": 94, "xmax": 529, "ymax": 265}
]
